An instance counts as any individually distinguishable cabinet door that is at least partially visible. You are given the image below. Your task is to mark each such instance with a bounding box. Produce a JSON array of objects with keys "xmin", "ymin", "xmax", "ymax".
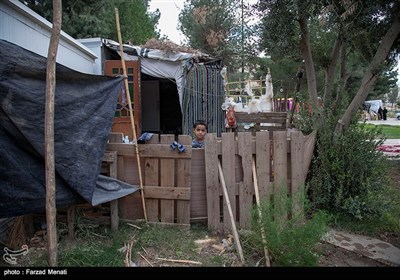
[
  {"xmin": 142, "ymin": 81, "xmax": 160, "ymax": 132},
  {"xmin": 105, "ymin": 59, "xmax": 141, "ymax": 140}
]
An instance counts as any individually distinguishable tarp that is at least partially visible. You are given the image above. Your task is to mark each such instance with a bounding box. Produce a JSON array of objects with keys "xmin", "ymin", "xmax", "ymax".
[{"xmin": 0, "ymin": 39, "xmax": 139, "ymax": 218}]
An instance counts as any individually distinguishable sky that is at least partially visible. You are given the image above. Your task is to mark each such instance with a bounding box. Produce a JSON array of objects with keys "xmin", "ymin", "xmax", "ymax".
[
  {"xmin": 148, "ymin": 0, "xmax": 185, "ymax": 45},
  {"xmin": 148, "ymin": 0, "xmax": 259, "ymax": 45}
]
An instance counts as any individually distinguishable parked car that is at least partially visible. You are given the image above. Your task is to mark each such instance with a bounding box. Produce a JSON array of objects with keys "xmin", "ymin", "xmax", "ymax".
[{"xmin": 396, "ymin": 112, "xmax": 400, "ymax": 120}]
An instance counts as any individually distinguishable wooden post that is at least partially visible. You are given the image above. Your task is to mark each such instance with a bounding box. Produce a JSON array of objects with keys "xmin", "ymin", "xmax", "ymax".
[
  {"xmin": 114, "ymin": 8, "xmax": 147, "ymax": 222},
  {"xmin": 109, "ymin": 151, "xmax": 119, "ymax": 231},
  {"xmin": 45, "ymin": 0, "xmax": 62, "ymax": 267},
  {"xmin": 218, "ymin": 160, "xmax": 244, "ymax": 264}
]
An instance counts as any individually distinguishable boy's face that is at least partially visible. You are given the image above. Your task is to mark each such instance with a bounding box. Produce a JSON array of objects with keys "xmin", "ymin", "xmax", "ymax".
[{"xmin": 194, "ymin": 124, "xmax": 207, "ymax": 141}]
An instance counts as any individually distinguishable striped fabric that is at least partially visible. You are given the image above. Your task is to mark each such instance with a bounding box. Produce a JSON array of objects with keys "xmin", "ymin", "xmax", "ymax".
[{"xmin": 182, "ymin": 62, "xmax": 225, "ymax": 136}]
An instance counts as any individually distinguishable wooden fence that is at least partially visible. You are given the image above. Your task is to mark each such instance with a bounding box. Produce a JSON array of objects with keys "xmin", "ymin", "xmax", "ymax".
[
  {"xmin": 103, "ymin": 130, "xmax": 315, "ymax": 233},
  {"xmin": 204, "ymin": 131, "xmax": 314, "ymax": 234}
]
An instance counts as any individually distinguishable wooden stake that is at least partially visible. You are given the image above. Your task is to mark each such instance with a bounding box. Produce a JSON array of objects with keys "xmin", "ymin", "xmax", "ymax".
[
  {"xmin": 252, "ymin": 156, "xmax": 271, "ymax": 267},
  {"xmin": 218, "ymin": 160, "xmax": 245, "ymax": 263},
  {"xmin": 45, "ymin": 0, "xmax": 62, "ymax": 267},
  {"xmin": 114, "ymin": 8, "xmax": 147, "ymax": 222}
]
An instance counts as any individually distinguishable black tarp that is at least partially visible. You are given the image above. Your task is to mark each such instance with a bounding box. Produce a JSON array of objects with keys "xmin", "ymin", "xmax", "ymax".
[{"xmin": 0, "ymin": 39, "xmax": 138, "ymax": 218}]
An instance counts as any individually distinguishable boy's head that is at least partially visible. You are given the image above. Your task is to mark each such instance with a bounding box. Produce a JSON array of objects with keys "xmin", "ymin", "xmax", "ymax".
[{"xmin": 193, "ymin": 120, "xmax": 207, "ymax": 142}]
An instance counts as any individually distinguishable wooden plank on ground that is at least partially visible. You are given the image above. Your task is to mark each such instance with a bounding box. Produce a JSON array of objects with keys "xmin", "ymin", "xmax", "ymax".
[
  {"xmin": 205, "ymin": 133, "xmax": 221, "ymax": 233},
  {"xmin": 221, "ymin": 133, "xmax": 236, "ymax": 232},
  {"xmin": 177, "ymin": 135, "xmax": 191, "ymax": 224},
  {"xmin": 256, "ymin": 131, "xmax": 272, "ymax": 201},
  {"xmin": 144, "ymin": 134, "xmax": 160, "ymax": 222},
  {"xmin": 160, "ymin": 135, "xmax": 175, "ymax": 223},
  {"xmin": 238, "ymin": 132, "xmax": 254, "ymax": 229},
  {"xmin": 290, "ymin": 131, "xmax": 304, "ymax": 215}
]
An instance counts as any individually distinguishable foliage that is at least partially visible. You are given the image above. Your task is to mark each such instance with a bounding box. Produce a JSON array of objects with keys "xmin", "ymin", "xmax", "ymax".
[
  {"xmin": 306, "ymin": 110, "xmax": 393, "ymax": 220},
  {"xmin": 330, "ymin": 161, "xmax": 400, "ymax": 235},
  {"xmin": 179, "ymin": 0, "xmax": 259, "ymax": 77},
  {"xmin": 20, "ymin": 0, "xmax": 160, "ymax": 44},
  {"xmin": 387, "ymin": 86, "xmax": 399, "ymax": 106},
  {"xmin": 248, "ymin": 185, "xmax": 330, "ymax": 267},
  {"xmin": 257, "ymin": 0, "xmax": 399, "ymax": 127}
]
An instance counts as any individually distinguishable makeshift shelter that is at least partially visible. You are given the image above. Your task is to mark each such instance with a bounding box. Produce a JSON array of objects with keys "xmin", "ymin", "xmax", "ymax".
[
  {"xmin": 364, "ymin": 100, "xmax": 383, "ymax": 114},
  {"xmin": 98, "ymin": 39, "xmax": 226, "ymax": 137},
  {"xmin": 0, "ymin": 39, "xmax": 139, "ymax": 219}
]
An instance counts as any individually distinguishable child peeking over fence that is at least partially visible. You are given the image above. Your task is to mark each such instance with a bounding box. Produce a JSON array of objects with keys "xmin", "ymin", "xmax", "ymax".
[{"xmin": 192, "ymin": 120, "xmax": 207, "ymax": 148}]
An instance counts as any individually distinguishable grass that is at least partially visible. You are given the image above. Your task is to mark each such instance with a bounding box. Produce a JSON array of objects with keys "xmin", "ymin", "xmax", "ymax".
[
  {"xmin": 363, "ymin": 124, "xmax": 400, "ymax": 139},
  {"xmin": 329, "ymin": 161, "xmax": 400, "ymax": 236},
  {"xmin": 20, "ymin": 221, "xmax": 243, "ymax": 267}
]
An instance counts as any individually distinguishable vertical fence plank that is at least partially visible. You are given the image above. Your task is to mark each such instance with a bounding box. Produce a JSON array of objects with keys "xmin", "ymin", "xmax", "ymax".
[
  {"xmin": 205, "ymin": 133, "xmax": 221, "ymax": 233},
  {"xmin": 190, "ymin": 149, "xmax": 207, "ymax": 218},
  {"xmin": 221, "ymin": 133, "xmax": 236, "ymax": 232},
  {"xmin": 177, "ymin": 135, "xmax": 192, "ymax": 224},
  {"xmin": 255, "ymin": 131, "xmax": 271, "ymax": 201},
  {"xmin": 238, "ymin": 132, "xmax": 253, "ymax": 229},
  {"xmin": 144, "ymin": 134, "xmax": 160, "ymax": 222},
  {"xmin": 272, "ymin": 131, "xmax": 288, "ymax": 223},
  {"xmin": 290, "ymin": 131, "xmax": 304, "ymax": 215},
  {"xmin": 273, "ymin": 131, "xmax": 288, "ymax": 189},
  {"xmin": 160, "ymin": 135, "xmax": 175, "ymax": 223}
]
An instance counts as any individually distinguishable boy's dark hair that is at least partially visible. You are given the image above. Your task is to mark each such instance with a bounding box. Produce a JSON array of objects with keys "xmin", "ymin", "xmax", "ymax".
[{"xmin": 193, "ymin": 120, "xmax": 207, "ymax": 131}]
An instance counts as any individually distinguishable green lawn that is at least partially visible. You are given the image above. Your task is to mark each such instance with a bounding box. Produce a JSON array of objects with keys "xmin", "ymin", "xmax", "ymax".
[{"xmin": 364, "ymin": 124, "xmax": 400, "ymax": 139}]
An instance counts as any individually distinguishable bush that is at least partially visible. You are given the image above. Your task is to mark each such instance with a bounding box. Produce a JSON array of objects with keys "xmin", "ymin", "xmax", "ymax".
[
  {"xmin": 248, "ymin": 186, "xmax": 330, "ymax": 266},
  {"xmin": 306, "ymin": 110, "xmax": 393, "ymax": 220}
]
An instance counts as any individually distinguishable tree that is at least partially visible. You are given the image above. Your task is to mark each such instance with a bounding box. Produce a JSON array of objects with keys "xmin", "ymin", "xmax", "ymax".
[
  {"xmin": 179, "ymin": 0, "xmax": 258, "ymax": 78},
  {"xmin": 257, "ymin": 0, "xmax": 400, "ymax": 219},
  {"xmin": 258, "ymin": 0, "xmax": 400, "ymax": 134},
  {"xmin": 388, "ymin": 86, "xmax": 399, "ymax": 108},
  {"xmin": 21, "ymin": 0, "xmax": 160, "ymax": 44}
]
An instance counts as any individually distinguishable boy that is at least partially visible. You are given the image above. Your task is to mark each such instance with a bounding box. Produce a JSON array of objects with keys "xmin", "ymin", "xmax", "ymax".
[{"xmin": 192, "ymin": 120, "xmax": 207, "ymax": 148}]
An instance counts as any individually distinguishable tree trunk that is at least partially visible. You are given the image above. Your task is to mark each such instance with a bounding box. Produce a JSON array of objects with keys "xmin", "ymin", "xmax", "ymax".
[
  {"xmin": 298, "ymin": 13, "xmax": 320, "ymax": 116},
  {"xmin": 45, "ymin": 0, "xmax": 62, "ymax": 267},
  {"xmin": 323, "ymin": 37, "xmax": 341, "ymax": 107},
  {"xmin": 334, "ymin": 40, "xmax": 348, "ymax": 110},
  {"xmin": 334, "ymin": 12, "xmax": 400, "ymax": 140}
]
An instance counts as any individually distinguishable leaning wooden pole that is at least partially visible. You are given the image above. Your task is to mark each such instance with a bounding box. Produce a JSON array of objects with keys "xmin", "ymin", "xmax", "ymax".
[
  {"xmin": 45, "ymin": 0, "xmax": 62, "ymax": 267},
  {"xmin": 218, "ymin": 160, "xmax": 245, "ymax": 263},
  {"xmin": 114, "ymin": 8, "xmax": 147, "ymax": 222},
  {"xmin": 252, "ymin": 156, "xmax": 271, "ymax": 267}
]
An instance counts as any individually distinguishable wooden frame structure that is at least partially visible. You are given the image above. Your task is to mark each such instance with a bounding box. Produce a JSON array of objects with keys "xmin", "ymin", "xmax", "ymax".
[{"xmin": 100, "ymin": 129, "xmax": 315, "ymax": 234}]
